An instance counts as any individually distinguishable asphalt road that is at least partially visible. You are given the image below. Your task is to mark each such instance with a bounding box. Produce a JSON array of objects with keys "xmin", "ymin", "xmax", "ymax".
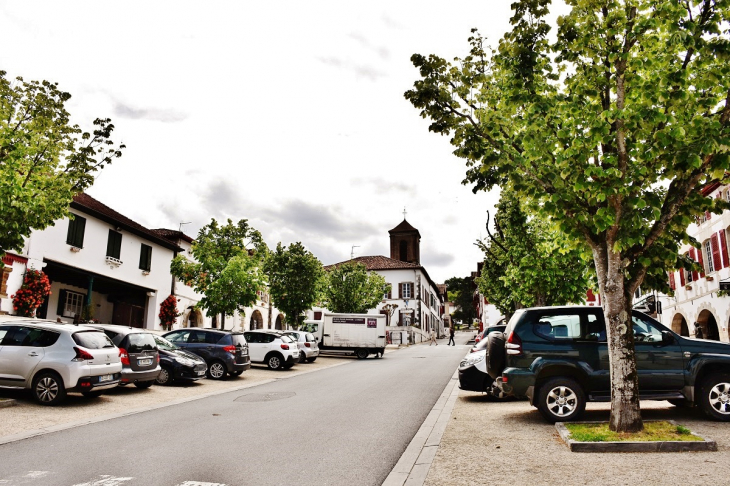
[{"xmin": 0, "ymin": 337, "xmax": 470, "ymax": 486}]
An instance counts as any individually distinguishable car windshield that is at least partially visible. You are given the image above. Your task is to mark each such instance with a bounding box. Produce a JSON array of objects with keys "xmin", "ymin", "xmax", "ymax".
[
  {"xmin": 231, "ymin": 334, "xmax": 247, "ymax": 346},
  {"xmin": 280, "ymin": 335, "xmax": 293, "ymax": 343},
  {"xmin": 127, "ymin": 333, "xmax": 157, "ymax": 352},
  {"xmin": 154, "ymin": 335, "xmax": 178, "ymax": 351},
  {"xmin": 73, "ymin": 331, "xmax": 115, "ymax": 349},
  {"xmin": 305, "ymin": 333, "xmax": 316, "ymax": 342}
]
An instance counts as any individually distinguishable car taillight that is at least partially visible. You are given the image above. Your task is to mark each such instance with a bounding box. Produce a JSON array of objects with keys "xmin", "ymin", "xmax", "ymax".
[
  {"xmin": 304, "ymin": 342, "xmax": 311, "ymax": 348},
  {"xmin": 72, "ymin": 347, "xmax": 95, "ymax": 361},
  {"xmin": 505, "ymin": 332, "xmax": 522, "ymax": 355},
  {"xmin": 223, "ymin": 345, "xmax": 236, "ymax": 355},
  {"xmin": 280, "ymin": 344, "xmax": 289, "ymax": 350},
  {"xmin": 119, "ymin": 348, "xmax": 130, "ymax": 365}
]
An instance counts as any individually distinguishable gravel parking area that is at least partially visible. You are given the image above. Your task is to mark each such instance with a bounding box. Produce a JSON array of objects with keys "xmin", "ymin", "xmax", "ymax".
[
  {"xmin": 426, "ymin": 391, "xmax": 730, "ymax": 486},
  {"xmin": 0, "ymin": 355, "xmax": 354, "ymax": 440}
]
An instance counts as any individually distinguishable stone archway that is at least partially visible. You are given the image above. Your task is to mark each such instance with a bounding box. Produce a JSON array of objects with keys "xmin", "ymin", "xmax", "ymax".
[
  {"xmin": 696, "ymin": 309, "xmax": 720, "ymax": 341},
  {"xmin": 250, "ymin": 310, "xmax": 264, "ymax": 330},
  {"xmin": 670, "ymin": 313, "xmax": 690, "ymax": 337},
  {"xmin": 275, "ymin": 314, "xmax": 283, "ymax": 330}
]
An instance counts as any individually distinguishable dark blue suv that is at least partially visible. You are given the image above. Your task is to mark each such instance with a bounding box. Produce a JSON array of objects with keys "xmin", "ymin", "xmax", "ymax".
[{"xmin": 162, "ymin": 329, "xmax": 250, "ymax": 380}]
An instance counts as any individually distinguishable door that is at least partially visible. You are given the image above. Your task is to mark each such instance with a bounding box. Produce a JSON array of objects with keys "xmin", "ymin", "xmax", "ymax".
[
  {"xmin": 185, "ymin": 330, "xmax": 212, "ymax": 362},
  {"xmin": 580, "ymin": 310, "xmax": 610, "ymax": 394},
  {"xmin": 631, "ymin": 313, "xmax": 685, "ymax": 392},
  {"xmin": 0, "ymin": 326, "xmax": 47, "ymax": 387}
]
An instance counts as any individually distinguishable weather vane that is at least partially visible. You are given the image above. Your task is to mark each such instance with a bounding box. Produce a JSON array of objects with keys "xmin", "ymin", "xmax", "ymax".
[{"xmin": 403, "ymin": 207, "xmax": 407, "ymax": 220}]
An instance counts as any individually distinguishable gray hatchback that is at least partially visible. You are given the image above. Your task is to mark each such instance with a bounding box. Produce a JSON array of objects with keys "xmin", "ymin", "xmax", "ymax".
[{"xmin": 89, "ymin": 324, "xmax": 161, "ymax": 389}]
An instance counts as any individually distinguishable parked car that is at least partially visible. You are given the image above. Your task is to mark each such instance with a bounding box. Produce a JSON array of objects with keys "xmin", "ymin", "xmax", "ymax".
[
  {"xmin": 88, "ymin": 324, "xmax": 161, "ymax": 389},
  {"xmin": 470, "ymin": 324, "xmax": 506, "ymax": 353},
  {"xmin": 152, "ymin": 334, "xmax": 207, "ymax": 385},
  {"xmin": 488, "ymin": 306, "xmax": 730, "ymax": 423},
  {"xmin": 0, "ymin": 317, "xmax": 122, "ymax": 405},
  {"xmin": 458, "ymin": 348, "xmax": 509, "ymax": 400},
  {"xmin": 243, "ymin": 331, "xmax": 299, "ymax": 370},
  {"xmin": 162, "ymin": 328, "xmax": 250, "ymax": 379},
  {"xmin": 285, "ymin": 330, "xmax": 319, "ymax": 363}
]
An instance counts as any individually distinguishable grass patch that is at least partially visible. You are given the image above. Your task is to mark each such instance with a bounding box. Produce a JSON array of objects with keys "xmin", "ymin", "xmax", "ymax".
[{"xmin": 565, "ymin": 422, "xmax": 703, "ymax": 442}]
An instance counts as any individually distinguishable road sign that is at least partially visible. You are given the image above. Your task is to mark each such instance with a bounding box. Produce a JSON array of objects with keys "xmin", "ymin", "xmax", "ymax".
[{"xmin": 401, "ymin": 309, "xmax": 414, "ymax": 314}]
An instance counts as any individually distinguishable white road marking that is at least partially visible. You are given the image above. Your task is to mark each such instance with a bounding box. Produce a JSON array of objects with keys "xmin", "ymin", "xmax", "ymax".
[
  {"xmin": 72, "ymin": 476, "xmax": 134, "ymax": 486},
  {"xmin": 176, "ymin": 482, "xmax": 227, "ymax": 486},
  {"xmin": 0, "ymin": 471, "xmax": 50, "ymax": 484}
]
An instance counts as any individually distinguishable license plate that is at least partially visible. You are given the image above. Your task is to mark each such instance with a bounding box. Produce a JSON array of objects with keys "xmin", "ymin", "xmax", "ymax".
[
  {"xmin": 138, "ymin": 358, "xmax": 152, "ymax": 366},
  {"xmin": 196, "ymin": 370, "xmax": 206, "ymax": 376},
  {"xmin": 99, "ymin": 374, "xmax": 113, "ymax": 382}
]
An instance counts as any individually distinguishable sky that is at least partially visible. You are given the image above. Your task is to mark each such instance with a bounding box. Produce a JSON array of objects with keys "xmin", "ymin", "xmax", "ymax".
[{"xmin": 1, "ymin": 1, "xmax": 555, "ymax": 283}]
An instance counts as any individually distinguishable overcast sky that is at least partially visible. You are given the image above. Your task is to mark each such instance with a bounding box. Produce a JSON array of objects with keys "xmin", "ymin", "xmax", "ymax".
[{"xmin": 1, "ymin": 1, "xmax": 559, "ymax": 283}]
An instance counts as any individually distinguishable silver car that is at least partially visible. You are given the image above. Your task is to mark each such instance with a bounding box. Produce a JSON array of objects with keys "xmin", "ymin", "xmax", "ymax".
[
  {"xmin": 285, "ymin": 330, "xmax": 320, "ymax": 363},
  {"xmin": 0, "ymin": 317, "xmax": 122, "ymax": 405}
]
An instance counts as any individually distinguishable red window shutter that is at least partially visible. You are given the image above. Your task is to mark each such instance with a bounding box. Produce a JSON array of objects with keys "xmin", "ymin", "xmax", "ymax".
[
  {"xmin": 399, "ymin": 311, "xmax": 403, "ymax": 326},
  {"xmin": 398, "ymin": 283, "xmax": 403, "ymax": 299},
  {"xmin": 712, "ymin": 234, "xmax": 722, "ymax": 272},
  {"xmin": 314, "ymin": 311, "xmax": 322, "ymax": 320},
  {"xmin": 669, "ymin": 272, "xmax": 676, "ymax": 290},
  {"xmin": 706, "ymin": 211, "xmax": 712, "ymax": 221},
  {"xmin": 679, "ymin": 266, "xmax": 686, "ymax": 286},
  {"xmin": 693, "ymin": 247, "xmax": 702, "ymax": 279},
  {"xmin": 720, "ymin": 230, "xmax": 730, "ymax": 269}
]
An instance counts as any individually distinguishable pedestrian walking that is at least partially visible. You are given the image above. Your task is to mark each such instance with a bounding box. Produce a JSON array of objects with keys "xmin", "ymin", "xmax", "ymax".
[
  {"xmin": 429, "ymin": 329, "xmax": 438, "ymax": 346},
  {"xmin": 448, "ymin": 326, "xmax": 455, "ymax": 346}
]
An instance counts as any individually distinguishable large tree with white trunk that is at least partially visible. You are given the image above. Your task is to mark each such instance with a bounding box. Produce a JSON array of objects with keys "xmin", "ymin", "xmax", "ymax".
[{"xmin": 405, "ymin": 0, "xmax": 730, "ymax": 432}]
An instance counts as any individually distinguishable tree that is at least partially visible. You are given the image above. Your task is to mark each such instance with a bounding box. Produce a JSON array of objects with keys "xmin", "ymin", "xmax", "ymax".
[
  {"xmin": 170, "ymin": 218, "xmax": 267, "ymax": 329},
  {"xmin": 445, "ymin": 276, "xmax": 478, "ymax": 325},
  {"xmin": 475, "ymin": 190, "xmax": 591, "ymax": 320},
  {"xmin": 0, "ymin": 71, "xmax": 125, "ymax": 258},
  {"xmin": 264, "ymin": 242, "xmax": 324, "ymax": 329},
  {"xmin": 322, "ymin": 262, "xmax": 387, "ymax": 314},
  {"xmin": 405, "ymin": 1, "xmax": 730, "ymax": 432}
]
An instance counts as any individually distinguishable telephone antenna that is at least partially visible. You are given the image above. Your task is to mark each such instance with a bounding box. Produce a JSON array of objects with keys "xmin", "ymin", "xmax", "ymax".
[
  {"xmin": 179, "ymin": 221, "xmax": 192, "ymax": 232},
  {"xmin": 351, "ymin": 245, "xmax": 360, "ymax": 260}
]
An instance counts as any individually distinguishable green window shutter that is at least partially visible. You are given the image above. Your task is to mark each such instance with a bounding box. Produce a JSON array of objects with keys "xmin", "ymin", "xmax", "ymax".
[
  {"xmin": 66, "ymin": 216, "xmax": 86, "ymax": 248},
  {"xmin": 107, "ymin": 230, "xmax": 122, "ymax": 259},
  {"xmin": 56, "ymin": 289, "xmax": 67, "ymax": 316},
  {"xmin": 139, "ymin": 244, "xmax": 152, "ymax": 271}
]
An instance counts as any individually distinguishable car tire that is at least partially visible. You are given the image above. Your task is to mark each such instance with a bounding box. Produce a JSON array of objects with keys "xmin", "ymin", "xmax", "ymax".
[
  {"xmin": 32, "ymin": 371, "xmax": 67, "ymax": 406},
  {"xmin": 486, "ymin": 380, "xmax": 509, "ymax": 401},
  {"xmin": 698, "ymin": 372, "xmax": 730, "ymax": 421},
  {"xmin": 267, "ymin": 354, "xmax": 283, "ymax": 370},
  {"xmin": 299, "ymin": 352, "xmax": 307, "ymax": 364},
  {"xmin": 536, "ymin": 377, "xmax": 586, "ymax": 423},
  {"xmin": 307, "ymin": 357, "xmax": 317, "ymax": 363},
  {"xmin": 486, "ymin": 332, "xmax": 506, "ymax": 379},
  {"xmin": 134, "ymin": 381, "xmax": 154, "ymax": 389},
  {"xmin": 155, "ymin": 367, "xmax": 173, "ymax": 386},
  {"xmin": 207, "ymin": 361, "xmax": 227, "ymax": 380},
  {"xmin": 356, "ymin": 349, "xmax": 369, "ymax": 359},
  {"xmin": 82, "ymin": 390, "xmax": 105, "ymax": 398}
]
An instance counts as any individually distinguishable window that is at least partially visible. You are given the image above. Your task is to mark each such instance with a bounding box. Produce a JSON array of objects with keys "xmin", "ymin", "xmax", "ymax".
[
  {"xmin": 533, "ymin": 314, "xmax": 582, "ymax": 340},
  {"xmin": 106, "ymin": 230, "xmax": 122, "ymax": 259},
  {"xmin": 139, "ymin": 244, "xmax": 152, "ymax": 271},
  {"xmin": 383, "ymin": 284, "xmax": 392, "ymax": 300},
  {"xmin": 631, "ymin": 314, "xmax": 664, "ymax": 343},
  {"xmin": 72, "ymin": 331, "xmax": 115, "ymax": 349},
  {"xmin": 66, "ymin": 215, "xmax": 86, "ymax": 248},
  {"xmin": 59, "ymin": 290, "xmax": 85, "ymax": 318},
  {"xmin": 401, "ymin": 282, "xmax": 412, "ymax": 299},
  {"xmin": 705, "ymin": 240, "xmax": 715, "ymax": 274},
  {"xmin": 165, "ymin": 330, "xmax": 190, "ymax": 343}
]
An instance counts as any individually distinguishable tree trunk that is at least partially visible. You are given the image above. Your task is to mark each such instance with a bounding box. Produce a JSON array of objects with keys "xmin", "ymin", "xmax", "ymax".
[
  {"xmin": 592, "ymin": 243, "xmax": 643, "ymax": 433},
  {"xmin": 221, "ymin": 313, "xmax": 226, "ymax": 331}
]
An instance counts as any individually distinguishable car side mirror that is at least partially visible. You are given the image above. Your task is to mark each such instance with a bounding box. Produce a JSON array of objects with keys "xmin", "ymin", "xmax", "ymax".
[{"xmin": 661, "ymin": 331, "xmax": 674, "ymax": 345}]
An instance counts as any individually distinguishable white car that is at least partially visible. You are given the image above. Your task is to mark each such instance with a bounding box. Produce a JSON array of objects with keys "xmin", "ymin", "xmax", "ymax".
[
  {"xmin": 285, "ymin": 330, "xmax": 319, "ymax": 363},
  {"xmin": 242, "ymin": 331, "xmax": 299, "ymax": 370},
  {"xmin": 0, "ymin": 317, "xmax": 122, "ymax": 405}
]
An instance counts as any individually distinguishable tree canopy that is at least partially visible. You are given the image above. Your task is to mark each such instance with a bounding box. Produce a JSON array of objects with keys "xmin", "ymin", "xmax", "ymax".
[
  {"xmin": 264, "ymin": 241, "xmax": 324, "ymax": 329},
  {"xmin": 0, "ymin": 71, "xmax": 124, "ymax": 257},
  {"xmin": 322, "ymin": 261, "xmax": 387, "ymax": 314},
  {"xmin": 444, "ymin": 276, "xmax": 478, "ymax": 325},
  {"xmin": 170, "ymin": 218, "xmax": 267, "ymax": 329},
  {"xmin": 406, "ymin": 0, "xmax": 730, "ymax": 432},
  {"xmin": 475, "ymin": 190, "xmax": 591, "ymax": 319}
]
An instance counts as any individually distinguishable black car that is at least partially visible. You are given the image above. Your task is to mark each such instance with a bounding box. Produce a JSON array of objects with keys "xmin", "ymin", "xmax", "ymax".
[
  {"xmin": 162, "ymin": 329, "xmax": 250, "ymax": 380},
  {"xmin": 89, "ymin": 324, "xmax": 161, "ymax": 389},
  {"xmin": 152, "ymin": 334, "xmax": 207, "ymax": 385},
  {"xmin": 489, "ymin": 306, "xmax": 730, "ymax": 423}
]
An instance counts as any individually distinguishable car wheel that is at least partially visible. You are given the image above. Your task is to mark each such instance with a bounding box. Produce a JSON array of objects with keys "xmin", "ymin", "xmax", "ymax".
[
  {"xmin": 134, "ymin": 381, "xmax": 154, "ymax": 389},
  {"xmin": 32, "ymin": 372, "xmax": 67, "ymax": 406},
  {"xmin": 536, "ymin": 377, "xmax": 586, "ymax": 423},
  {"xmin": 155, "ymin": 367, "xmax": 173, "ymax": 386},
  {"xmin": 307, "ymin": 357, "xmax": 317, "ymax": 363},
  {"xmin": 486, "ymin": 380, "xmax": 509, "ymax": 401},
  {"xmin": 267, "ymin": 354, "xmax": 283, "ymax": 370},
  {"xmin": 356, "ymin": 349, "xmax": 369, "ymax": 359},
  {"xmin": 698, "ymin": 373, "xmax": 730, "ymax": 421},
  {"xmin": 207, "ymin": 361, "xmax": 227, "ymax": 380},
  {"xmin": 82, "ymin": 390, "xmax": 105, "ymax": 398}
]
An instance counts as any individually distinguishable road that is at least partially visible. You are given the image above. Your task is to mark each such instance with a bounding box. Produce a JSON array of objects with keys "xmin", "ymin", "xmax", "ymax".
[{"xmin": 0, "ymin": 336, "xmax": 471, "ymax": 486}]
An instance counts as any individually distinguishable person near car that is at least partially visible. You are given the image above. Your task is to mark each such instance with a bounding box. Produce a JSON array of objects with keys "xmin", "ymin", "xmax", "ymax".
[
  {"xmin": 448, "ymin": 326, "xmax": 455, "ymax": 346},
  {"xmin": 429, "ymin": 329, "xmax": 438, "ymax": 346}
]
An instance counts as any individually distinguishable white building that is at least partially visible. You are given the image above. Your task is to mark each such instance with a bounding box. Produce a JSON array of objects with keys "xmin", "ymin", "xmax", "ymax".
[
  {"xmin": 1, "ymin": 193, "xmax": 180, "ymax": 328},
  {"xmin": 319, "ymin": 219, "xmax": 446, "ymax": 343},
  {"xmin": 652, "ymin": 182, "xmax": 730, "ymax": 342}
]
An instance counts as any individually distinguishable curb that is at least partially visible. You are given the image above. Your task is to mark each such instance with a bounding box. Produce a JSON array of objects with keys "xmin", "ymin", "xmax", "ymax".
[
  {"xmin": 0, "ymin": 399, "xmax": 17, "ymax": 409},
  {"xmin": 383, "ymin": 370, "xmax": 460, "ymax": 486}
]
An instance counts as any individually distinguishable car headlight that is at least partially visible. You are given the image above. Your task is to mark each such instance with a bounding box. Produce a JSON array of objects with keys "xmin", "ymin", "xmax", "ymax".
[
  {"xmin": 460, "ymin": 352, "xmax": 486, "ymax": 368},
  {"xmin": 175, "ymin": 357, "xmax": 195, "ymax": 367}
]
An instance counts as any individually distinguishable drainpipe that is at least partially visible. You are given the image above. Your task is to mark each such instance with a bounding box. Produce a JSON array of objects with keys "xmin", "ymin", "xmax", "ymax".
[{"xmin": 86, "ymin": 276, "xmax": 94, "ymax": 307}]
